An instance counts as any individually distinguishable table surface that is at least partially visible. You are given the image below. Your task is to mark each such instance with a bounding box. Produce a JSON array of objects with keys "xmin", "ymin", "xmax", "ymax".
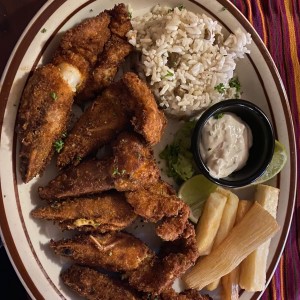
[{"xmin": 0, "ymin": 0, "xmax": 299, "ymax": 299}]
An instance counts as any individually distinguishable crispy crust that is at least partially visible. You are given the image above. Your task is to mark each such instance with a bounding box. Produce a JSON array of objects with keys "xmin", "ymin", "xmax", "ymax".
[
  {"xmin": 17, "ymin": 64, "xmax": 73, "ymax": 182},
  {"xmin": 76, "ymin": 35, "xmax": 133, "ymax": 102},
  {"xmin": 122, "ymin": 72, "xmax": 167, "ymax": 145},
  {"xmin": 39, "ymin": 132, "xmax": 160, "ymax": 200},
  {"xmin": 57, "ymin": 82, "xmax": 130, "ymax": 168},
  {"xmin": 127, "ymin": 223, "xmax": 199, "ymax": 295},
  {"xmin": 31, "ymin": 192, "xmax": 137, "ymax": 233},
  {"xmin": 58, "ymin": 11, "xmax": 111, "ymax": 65},
  {"xmin": 110, "ymin": 132, "xmax": 161, "ymax": 191},
  {"xmin": 61, "ymin": 265, "xmax": 140, "ymax": 300},
  {"xmin": 107, "ymin": 3, "xmax": 132, "ymax": 38},
  {"xmin": 38, "ymin": 158, "xmax": 114, "ymax": 200},
  {"xmin": 125, "ymin": 181, "xmax": 183, "ymax": 222},
  {"xmin": 51, "ymin": 232, "xmax": 154, "ymax": 272}
]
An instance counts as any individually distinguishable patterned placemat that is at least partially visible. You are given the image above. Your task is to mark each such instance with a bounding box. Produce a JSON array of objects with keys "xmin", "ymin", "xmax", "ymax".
[{"xmin": 230, "ymin": 1, "xmax": 300, "ymax": 299}]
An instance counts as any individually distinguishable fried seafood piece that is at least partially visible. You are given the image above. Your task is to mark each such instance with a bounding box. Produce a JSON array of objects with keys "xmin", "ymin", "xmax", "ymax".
[
  {"xmin": 127, "ymin": 224, "xmax": 199, "ymax": 295},
  {"xmin": 31, "ymin": 192, "xmax": 137, "ymax": 233},
  {"xmin": 17, "ymin": 12, "xmax": 112, "ymax": 183},
  {"xmin": 50, "ymin": 232, "xmax": 153, "ymax": 272},
  {"xmin": 159, "ymin": 288, "xmax": 212, "ymax": 300},
  {"xmin": 76, "ymin": 35, "xmax": 133, "ymax": 102},
  {"xmin": 61, "ymin": 265, "xmax": 140, "ymax": 300},
  {"xmin": 39, "ymin": 158, "xmax": 114, "ymax": 200},
  {"xmin": 125, "ymin": 180, "xmax": 190, "ymax": 240},
  {"xmin": 125, "ymin": 181, "xmax": 184, "ymax": 222},
  {"xmin": 17, "ymin": 64, "xmax": 74, "ymax": 182},
  {"xmin": 39, "ymin": 132, "xmax": 160, "ymax": 200},
  {"xmin": 56, "ymin": 11, "xmax": 111, "ymax": 66},
  {"xmin": 52, "ymin": 50, "xmax": 90, "ymax": 93},
  {"xmin": 108, "ymin": 3, "xmax": 132, "ymax": 38},
  {"xmin": 57, "ymin": 83, "xmax": 130, "ymax": 168},
  {"xmin": 110, "ymin": 132, "xmax": 160, "ymax": 191},
  {"xmin": 156, "ymin": 203, "xmax": 191, "ymax": 241},
  {"xmin": 122, "ymin": 72, "xmax": 167, "ymax": 145}
]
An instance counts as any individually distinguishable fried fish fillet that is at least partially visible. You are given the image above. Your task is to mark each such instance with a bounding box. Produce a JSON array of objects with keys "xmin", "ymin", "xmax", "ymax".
[
  {"xmin": 39, "ymin": 132, "xmax": 160, "ymax": 200},
  {"xmin": 122, "ymin": 72, "xmax": 167, "ymax": 145},
  {"xmin": 17, "ymin": 12, "xmax": 112, "ymax": 182},
  {"xmin": 110, "ymin": 132, "xmax": 160, "ymax": 191},
  {"xmin": 17, "ymin": 64, "xmax": 74, "ymax": 182},
  {"xmin": 159, "ymin": 288, "xmax": 212, "ymax": 300},
  {"xmin": 125, "ymin": 181, "xmax": 184, "ymax": 222},
  {"xmin": 75, "ymin": 4, "xmax": 132, "ymax": 102},
  {"xmin": 127, "ymin": 223, "xmax": 199, "ymax": 295},
  {"xmin": 38, "ymin": 158, "xmax": 114, "ymax": 200},
  {"xmin": 76, "ymin": 35, "xmax": 133, "ymax": 102},
  {"xmin": 156, "ymin": 203, "xmax": 191, "ymax": 241},
  {"xmin": 108, "ymin": 3, "xmax": 132, "ymax": 38},
  {"xmin": 31, "ymin": 192, "xmax": 137, "ymax": 233},
  {"xmin": 50, "ymin": 232, "xmax": 154, "ymax": 272},
  {"xmin": 57, "ymin": 83, "xmax": 130, "ymax": 168},
  {"xmin": 125, "ymin": 180, "xmax": 190, "ymax": 240},
  {"xmin": 61, "ymin": 265, "xmax": 140, "ymax": 300},
  {"xmin": 56, "ymin": 11, "xmax": 111, "ymax": 66}
]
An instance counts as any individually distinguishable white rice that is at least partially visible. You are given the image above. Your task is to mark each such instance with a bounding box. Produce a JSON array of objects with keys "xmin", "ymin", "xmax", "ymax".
[{"xmin": 127, "ymin": 5, "xmax": 252, "ymax": 117}]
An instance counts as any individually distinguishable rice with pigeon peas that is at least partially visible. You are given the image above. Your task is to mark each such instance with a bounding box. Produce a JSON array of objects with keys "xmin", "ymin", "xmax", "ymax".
[{"xmin": 127, "ymin": 5, "xmax": 252, "ymax": 117}]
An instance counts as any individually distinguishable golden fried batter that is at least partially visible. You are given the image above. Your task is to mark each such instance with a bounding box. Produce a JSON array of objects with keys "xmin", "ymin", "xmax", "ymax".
[
  {"xmin": 122, "ymin": 72, "xmax": 167, "ymax": 145},
  {"xmin": 57, "ymin": 83, "xmax": 130, "ymax": 168},
  {"xmin": 52, "ymin": 50, "xmax": 90, "ymax": 93},
  {"xmin": 57, "ymin": 11, "xmax": 111, "ymax": 65},
  {"xmin": 125, "ymin": 180, "xmax": 190, "ymax": 241},
  {"xmin": 31, "ymin": 192, "xmax": 137, "ymax": 233},
  {"xmin": 17, "ymin": 64, "xmax": 73, "ymax": 182},
  {"xmin": 108, "ymin": 3, "xmax": 132, "ymax": 38},
  {"xmin": 38, "ymin": 158, "xmax": 114, "ymax": 200},
  {"xmin": 110, "ymin": 132, "xmax": 160, "ymax": 191},
  {"xmin": 39, "ymin": 132, "xmax": 160, "ymax": 200},
  {"xmin": 160, "ymin": 288, "xmax": 212, "ymax": 300},
  {"xmin": 156, "ymin": 203, "xmax": 191, "ymax": 241},
  {"xmin": 51, "ymin": 232, "xmax": 154, "ymax": 272},
  {"xmin": 76, "ymin": 35, "xmax": 133, "ymax": 102},
  {"xmin": 125, "ymin": 181, "xmax": 184, "ymax": 222},
  {"xmin": 61, "ymin": 265, "xmax": 139, "ymax": 300},
  {"xmin": 127, "ymin": 224, "xmax": 199, "ymax": 295}
]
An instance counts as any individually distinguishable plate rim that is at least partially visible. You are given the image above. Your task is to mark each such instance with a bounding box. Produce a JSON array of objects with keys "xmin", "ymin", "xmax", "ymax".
[{"xmin": 0, "ymin": 0, "xmax": 297, "ymax": 299}]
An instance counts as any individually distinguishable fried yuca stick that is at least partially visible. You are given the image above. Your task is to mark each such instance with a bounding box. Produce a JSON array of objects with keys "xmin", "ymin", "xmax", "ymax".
[
  {"xmin": 221, "ymin": 200, "xmax": 253, "ymax": 300},
  {"xmin": 182, "ymin": 202, "xmax": 280, "ymax": 290},
  {"xmin": 195, "ymin": 192, "xmax": 227, "ymax": 255},
  {"xmin": 239, "ymin": 185, "xmax": 279, "ymax": 291},
  {"xmin": 206, "ymin": 188, "xmax": 239, "ymax": 291}
]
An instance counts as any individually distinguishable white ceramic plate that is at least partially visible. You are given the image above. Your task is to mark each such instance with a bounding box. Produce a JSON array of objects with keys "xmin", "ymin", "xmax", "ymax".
[{"xmin": 0, "ymin": 1, "xmax": 297, "ymax": 299}]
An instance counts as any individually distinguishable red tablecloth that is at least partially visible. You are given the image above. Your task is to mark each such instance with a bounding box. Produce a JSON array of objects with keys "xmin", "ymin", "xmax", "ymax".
[
  {"xmin": 231, "ymin": 1, "xmax": 300, "ymax": 299},
  {"xmin": 0, "ymin": 0, "xmax": 299, "ymax": 299}
]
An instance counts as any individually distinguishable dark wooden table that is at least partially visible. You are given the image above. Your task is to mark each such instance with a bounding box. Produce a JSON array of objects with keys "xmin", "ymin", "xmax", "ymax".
[{"xmin": 0, "ymin": 1, "xmax": 46, "ymax": 297}]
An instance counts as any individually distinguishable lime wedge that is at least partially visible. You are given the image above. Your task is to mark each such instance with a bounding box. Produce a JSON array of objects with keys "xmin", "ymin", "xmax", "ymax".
[
  {"xmin": 254, "ymin": 140, "xmax": 287, "ymax": 184},
  {"xmin": 178, "ymin": 175, "xmax": 217, "ymax": 223}
]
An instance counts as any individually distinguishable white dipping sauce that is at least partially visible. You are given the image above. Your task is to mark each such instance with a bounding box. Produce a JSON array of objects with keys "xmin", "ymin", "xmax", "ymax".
[{"xmin": 200, "ymin": 113, "xmax": 253, "ymax": 178}]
